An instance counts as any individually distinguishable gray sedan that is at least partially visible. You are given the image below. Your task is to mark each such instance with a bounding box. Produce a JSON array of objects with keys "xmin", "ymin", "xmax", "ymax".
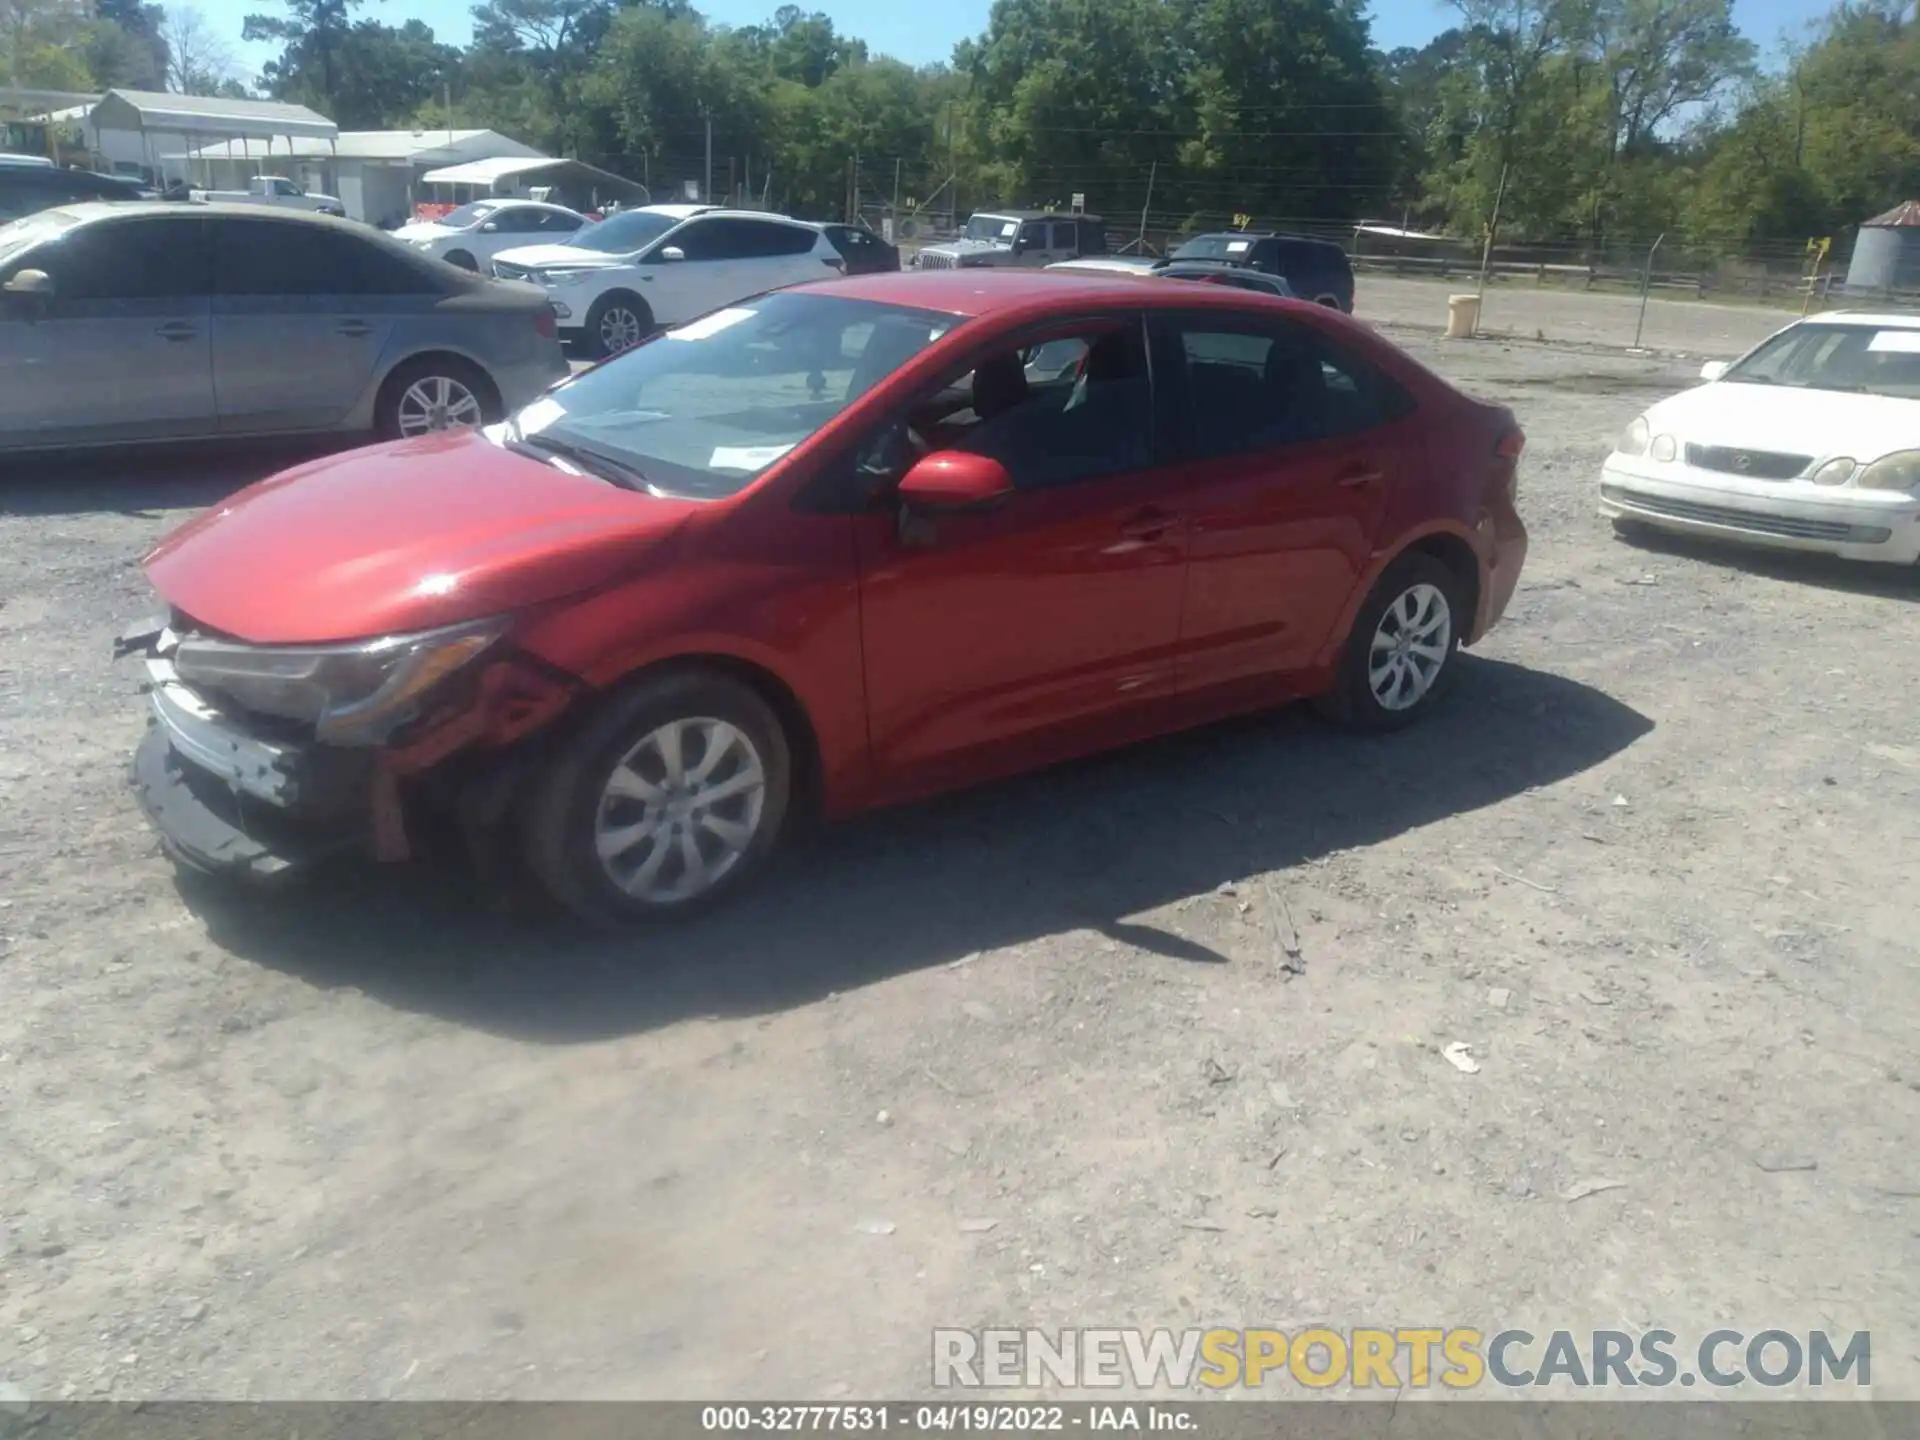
[{"xmin": 0, "ymin": 202, "xmax": 570, "ymax": 453}]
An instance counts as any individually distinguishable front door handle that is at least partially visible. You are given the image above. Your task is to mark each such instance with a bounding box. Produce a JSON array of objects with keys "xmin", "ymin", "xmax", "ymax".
[
  {"xmin": 155, "ymin": 322, "xmax": 198, "ymax": 342},
  {"xmin": 1336, "ymin": 465, "xmax": 1385, "ymax": 488},
  {"xmin": 1119, "ymin": 507, "xmax": 1181, "ymax": 540},
  {"xmin": 335, "ymin": 320, "xmax": 373, "ymax": 338}
]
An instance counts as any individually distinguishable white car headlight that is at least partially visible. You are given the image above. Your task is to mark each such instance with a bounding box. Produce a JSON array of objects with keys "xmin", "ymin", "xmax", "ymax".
[
  {"xmin": 1856, "ymin": 450, "xmax": 1920, "ymax": 495},
  {"xmin": 1650, "ymin": 433, "xmax": 1678, "ymax": 462},
  {"xmin": 1810, "ymin": 457, "xmax": 1857, "ymax": 486},
  {"xmin": 1617, "ymin": 416, "xmax": 1650, "ymax": 456},
  {"xmin": 537, "ymin": 269, "xmax": 595, "ymax": 286},
  {"xmin": 171, "ymin": 617, "xmax": 506, "ymax": 745}
]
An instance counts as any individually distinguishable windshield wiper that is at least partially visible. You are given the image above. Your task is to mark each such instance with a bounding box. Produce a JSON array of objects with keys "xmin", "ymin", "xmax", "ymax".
[{"xmin": 507, "ymin": 431, "xmax": 652, "ymax": 491}]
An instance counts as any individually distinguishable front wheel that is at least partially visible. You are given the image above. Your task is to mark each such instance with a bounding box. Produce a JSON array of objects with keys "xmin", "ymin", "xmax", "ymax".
[
  {"xmin": 584, "ymin": 292, "xmax": 653, "ymax": 358},
  {"xmin": 1314, "ymin": 553, "xmax": 1464, "ymax": 732},
  {"xmin": 521, "ymin": 672, "xmax": 793, "ymax": 926}
]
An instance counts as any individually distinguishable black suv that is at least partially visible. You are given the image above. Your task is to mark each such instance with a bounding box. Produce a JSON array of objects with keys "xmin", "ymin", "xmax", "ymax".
[
  {"xmin": 0, "ymin": 158, "xmax": 148, "ymax": 223},
  {"xmin": 1157, "ymin": 231, "xmax": 1354, "ymax": 311}
]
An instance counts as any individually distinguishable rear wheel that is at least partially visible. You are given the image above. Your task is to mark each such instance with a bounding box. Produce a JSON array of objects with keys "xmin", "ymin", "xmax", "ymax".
[
  {"xmin": 1314, "ymin": 552, "xmax": 1464, "ymax": 732},
  {"xmin": 375, "ymin": 356, "xmax": 498, "ymax": 440},
  {"xmin": 443, "ymin": 249, "xmax": 478, "ymax": 271},
  {"xmin": 585, "ymin": 292, "xmax": 652, "ymax": 358},
  {"xmin": 521, "ymin": 671, "xmax": 793, "ymax": 926}
]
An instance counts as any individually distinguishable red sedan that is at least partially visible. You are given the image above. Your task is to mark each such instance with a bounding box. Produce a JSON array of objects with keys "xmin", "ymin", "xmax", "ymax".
[{"xmin": 122, "ymin": 270, "xmax": 1527, "ymax": 924}]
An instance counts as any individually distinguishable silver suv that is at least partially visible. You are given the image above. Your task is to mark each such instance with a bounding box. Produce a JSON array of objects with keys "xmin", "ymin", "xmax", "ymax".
[{"xmin": 915, "ymin": 210, "xmax": 1108, "ymax": 270}]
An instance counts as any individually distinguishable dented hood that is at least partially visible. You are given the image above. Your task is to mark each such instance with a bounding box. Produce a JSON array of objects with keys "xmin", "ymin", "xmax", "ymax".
[{"xmin": 144, "ymin": 430, "xmax": 701, "ymax": 645}]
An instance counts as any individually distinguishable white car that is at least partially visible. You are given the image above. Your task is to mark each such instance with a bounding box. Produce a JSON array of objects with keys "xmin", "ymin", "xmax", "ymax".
[
  {"xmin": 1601, "ymin": 311, "xmax": 1920, "ymax": 564},
  {"xmin": 490, "ymin": 205, "xmax": 845, "ymax": 356},
  {"xmin": 392, "ymin": 199, "xmax": 590, "ymax": 272}
]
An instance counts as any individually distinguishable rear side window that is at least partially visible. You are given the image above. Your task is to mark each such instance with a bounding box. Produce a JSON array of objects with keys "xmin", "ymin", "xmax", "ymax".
[
  {"xmin": 1174, "ymin": 319, "xmax": 1411, "ymax": 456},
  {"xmin": 17, "ymin": 216, "xmax": 207, "ymax": 299},
  {"xmin": 213, "ymin": 220, "xmax": 441, "ymax": 296},
  {"xmin": 1050, "ymin": 221, "xmax": 1076, "ymax": 249},
  {"xmin": 750, "ymin": 221, "xmax": 821, "ymax": 257}
]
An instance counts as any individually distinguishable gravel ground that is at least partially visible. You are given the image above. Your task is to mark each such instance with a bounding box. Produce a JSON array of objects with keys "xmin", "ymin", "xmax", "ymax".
[{"xmin": 1, "ymin": 289, "xmax": 1916, "ymax": 1404}]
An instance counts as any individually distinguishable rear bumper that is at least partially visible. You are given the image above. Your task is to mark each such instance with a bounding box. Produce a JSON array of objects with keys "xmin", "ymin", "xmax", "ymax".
[{"xmin": 1470, "ymin": 497, "xmax": 1528, "ymax": 644}]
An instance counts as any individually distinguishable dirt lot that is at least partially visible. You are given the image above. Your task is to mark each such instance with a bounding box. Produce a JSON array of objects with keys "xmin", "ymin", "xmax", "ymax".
[{"xmin": 2, "ymin": 286, "xmax": 1917, "ymax": 1404}]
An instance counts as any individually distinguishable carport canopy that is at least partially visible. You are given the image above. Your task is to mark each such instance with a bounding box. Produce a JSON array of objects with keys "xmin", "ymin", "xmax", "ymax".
[
  {"xmin": 418, "ymin": 155, "xmax": 648, "ymax": 205},
  {"xmin": 89, "ymin": 89, "xmax": 338, "ymax": 143}
]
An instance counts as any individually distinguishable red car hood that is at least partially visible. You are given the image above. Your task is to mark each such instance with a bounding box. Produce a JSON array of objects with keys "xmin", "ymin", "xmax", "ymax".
[{"xmin": 145, "ymin": 431, "xmax": 703, "ymax": 644}]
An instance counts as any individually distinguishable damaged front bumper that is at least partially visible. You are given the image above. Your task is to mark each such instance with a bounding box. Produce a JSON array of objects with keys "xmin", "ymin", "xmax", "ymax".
[{"xmin": 118, "ymin": 616, "xmax": 576, "ymax": 886}]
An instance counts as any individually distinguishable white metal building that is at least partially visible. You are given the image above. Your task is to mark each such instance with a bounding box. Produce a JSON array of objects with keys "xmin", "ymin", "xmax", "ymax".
[{"xmin": 178, "ymin": 129, "xmax": 547, "ymax": 225}]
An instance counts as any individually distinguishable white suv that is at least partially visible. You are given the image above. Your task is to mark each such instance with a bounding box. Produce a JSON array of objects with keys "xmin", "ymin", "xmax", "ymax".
[{"xmin": 491, "ymin": 205, "xmax": 846, "ymax": 356}]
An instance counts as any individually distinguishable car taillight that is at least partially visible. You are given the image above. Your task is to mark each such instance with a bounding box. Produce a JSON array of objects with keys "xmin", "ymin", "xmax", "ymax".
[
  {"xmin": 534, "ymin": 308, "xmax": 557, "ymax": 339},
  {"xmin": 1496, "ymin": 427, "xmax": 1525, "ymax": 459}
]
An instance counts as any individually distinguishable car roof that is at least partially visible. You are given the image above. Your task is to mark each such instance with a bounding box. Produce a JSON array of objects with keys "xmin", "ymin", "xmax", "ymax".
[
  {"xmin": 803, "ymin": 268, "xmax": 1315, "ymax": 318},
  {"xmin": 1183, "ymin": 230, "xmax": 1341, "ymax": 248},
  {"xmin": 1799, "ymin": 310, "xmax": 1920, "ymax": 328},
  {"xmin": 971, "ymin": 209, "xmax": 1104, "ymax": 222},
  {"xmin": 35, "ymin": 199, "xmax": 355, "ymax": 225}
]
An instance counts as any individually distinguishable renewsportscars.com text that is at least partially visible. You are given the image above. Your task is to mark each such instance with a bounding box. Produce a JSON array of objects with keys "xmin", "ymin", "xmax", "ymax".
[{"xmin": 931, "ymin": 1327, "xmax": 1871, "ymax": 1390}]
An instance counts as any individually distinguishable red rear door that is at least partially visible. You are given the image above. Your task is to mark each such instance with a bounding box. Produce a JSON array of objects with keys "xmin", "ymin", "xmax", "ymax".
[{"xmin": 1154, "ymin": 312, "xmax": 1420, "ymax": 690}]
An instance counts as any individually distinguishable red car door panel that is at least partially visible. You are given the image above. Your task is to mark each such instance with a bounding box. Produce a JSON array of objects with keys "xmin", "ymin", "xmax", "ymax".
[
  {"xmin": 1159, "ymin": 316, "xmax": 1413, "ymax": 691},
  {"xmin": 853, "ymin": 318, "xmax": 1190, "ymax": 775}
]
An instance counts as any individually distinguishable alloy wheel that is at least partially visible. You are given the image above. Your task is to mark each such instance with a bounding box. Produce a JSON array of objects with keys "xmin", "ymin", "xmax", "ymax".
[
  {"xmin": 1368, "ymin": 582, "xmax": 1452, "ymax": 711},
  {"xmin": 599, "ymin": 306, "xmax": 644, "ymax": 353},
  {"xmin": 396, "ymin": 375, "xmax": 484, "ymax": 437},
  {"xmin": 592, "ymin": 717, "xmax": 768, "ymax": 904}
]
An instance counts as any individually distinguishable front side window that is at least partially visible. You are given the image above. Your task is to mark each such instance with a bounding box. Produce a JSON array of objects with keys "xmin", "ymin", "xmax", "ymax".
[
  {"xmin": 1176, "ymin": 320, "xmax": 1406, "ymax": 456},
  {"xmin": 1726, "ymin": 323, "xmax": 1920, "ymax": 399},
  {"xmin": 567, "ymin": 209, "xmax": 680, "ymax": 255},
  {"xmin": 9, "ymin": 216, "xmax": 206, "ymax": 300},
  {"xmin": 538, "ymin": 210, "xmax": 584, "ymax": 232},
  {"xmin": 0, "ymin": 208, "xmax": 84, "ymax": 267},
  {"xmin": 1018, "ymin": 220, "xmax": 1049, "ymax": 250},
  {"xmin": 504, "ymin": 291, "xmax": 961, "ymax": 499},
  {"xmin": 941, "ymin": 322, "xmax": 1154, "ymax": 490},
  {"xmin": 487, "ymin": 206, "xmax": 547, "ymax": 234}
]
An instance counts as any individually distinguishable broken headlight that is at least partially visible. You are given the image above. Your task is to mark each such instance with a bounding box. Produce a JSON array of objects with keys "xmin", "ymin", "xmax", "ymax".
[{"xmin": 170, "ymin": 617, "xmax": 507, "ymax": 744}]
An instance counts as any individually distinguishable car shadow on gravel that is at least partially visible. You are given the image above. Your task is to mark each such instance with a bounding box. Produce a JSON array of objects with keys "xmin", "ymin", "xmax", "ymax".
[
  {"xmin": 182, "ymin": 655, "xmax": 1654, "ymax": 1043},
  {"xmin": 0, "ymin": 442, "xmax": 340, "ymax": 518},
  {"xmin": 1612, "ymin": 525, "xmax": 1920, "ymax": 601}
]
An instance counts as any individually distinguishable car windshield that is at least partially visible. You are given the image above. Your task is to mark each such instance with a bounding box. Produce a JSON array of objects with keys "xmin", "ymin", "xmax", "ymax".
[
  {"xmin": 504, "ymin": 291, "xmax": 961, "ymax": 499},
  {"xmin": 437, "ymin": 201, "xmax": 501, "ymax": 228},
  {"xmin": 964, "ymin": 214, "xmax": 1019, "ymax": 243},
  {"xmin": 0, "ymin": 208, "xmax": 81, "ymax": 265},
  {"xmin": 566, "ymin": 210, "xmax": 681, "ymax": 254},
  {"xmin": 1724, "ymin": 323, "xmax": 1920, "ymax": 399},
  {"xmin": 1170, "ymin": 234, "xmax": 1259, "ymax": 263}
]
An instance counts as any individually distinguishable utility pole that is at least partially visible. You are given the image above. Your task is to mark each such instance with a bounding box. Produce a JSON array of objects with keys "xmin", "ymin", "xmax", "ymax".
[
  {"xmin": 703, "ymin": 108, "xmax": 713, "ymax": 203},
  {"xmin": 443, "ymin": 81, "xmax": 453, "ymax": 147},
  {"xmin": 1136, "ymin": 159, "xmax": 1157, "ymax": 253},
  {"xmin": 946, "ymin": 102, "xmax": 956, "ymax": 230},
  {"xmin": 1633, "ymin": 232, "xmax": 1665, "ymax": 349},
  {"xmin": 891, "ymin": 156, "xmax": 901, "ymax": 228},
  {"xmin": 728, "ymin": 155, "xmax": 735, "ymax": 205},
  {"xmin": 1475, "ymin": 162, "xmax": 1510, "ymax": 309}
]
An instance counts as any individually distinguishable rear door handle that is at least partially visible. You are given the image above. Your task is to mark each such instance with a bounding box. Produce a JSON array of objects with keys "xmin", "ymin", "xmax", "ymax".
[
  {"xmin": 336, "ymin": 320, "xmax": 373, "ymax": 338},
  {"xmin": 1119, "ymin": 507, "xmax": 1181, "ymax": 540},
  {"xmin": 1336, "ymin": 466, "xmax": 1385, "ymax": 488},
  {"xmin": 155, "ymin": 322, "xmax": 198, "ymax": 342}
]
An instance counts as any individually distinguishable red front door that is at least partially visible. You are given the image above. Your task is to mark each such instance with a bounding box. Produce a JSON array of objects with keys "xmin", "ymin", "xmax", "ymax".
[{"xmin": 853, "ymin": 318, "xmax": 1191, "ymax": 781}]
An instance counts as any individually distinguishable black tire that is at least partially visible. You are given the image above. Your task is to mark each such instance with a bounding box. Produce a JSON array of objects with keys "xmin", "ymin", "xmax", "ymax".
[
  {"xmin": 1316, "ymin": 293, "xmax": 1343, "ymax": 309},
  {"xmin": 374, "ymin": 355, "xmax": 501, "ymax": 441},
  {"xmin": 1611, "ymin": 515, "xmax": 1656, "ymax": 543},
  {"xmin": 583, "ymin": 291, "xmax": 653, "ymax": 359},
  {"xmin": 520, "ymin": 671, "xmax": 793, "ymax": 926},
  {"xmin": 443, "ymin": 249, "xmax": 478, "ymax": 271},
  {"xmin": 1314, "ymin": 552, "xmax": 1465, "ymax": 733}
]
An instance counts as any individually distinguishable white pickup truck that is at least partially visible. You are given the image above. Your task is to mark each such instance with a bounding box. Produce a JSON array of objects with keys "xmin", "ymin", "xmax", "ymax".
[{"xmin": 190, "ymin": 175, "xmax": 345, "ymax": 216}]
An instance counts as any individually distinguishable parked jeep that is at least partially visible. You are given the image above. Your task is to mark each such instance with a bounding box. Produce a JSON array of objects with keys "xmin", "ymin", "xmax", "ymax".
[{"xmin": 914, "ymin": 210, "xmax": 1107, "ymax": 270}]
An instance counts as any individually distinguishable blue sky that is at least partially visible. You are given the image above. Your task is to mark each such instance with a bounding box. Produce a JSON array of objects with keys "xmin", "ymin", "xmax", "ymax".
[{"xmin": 201, "ymin": 0, "xmax": 1833, "ymax": 92}]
